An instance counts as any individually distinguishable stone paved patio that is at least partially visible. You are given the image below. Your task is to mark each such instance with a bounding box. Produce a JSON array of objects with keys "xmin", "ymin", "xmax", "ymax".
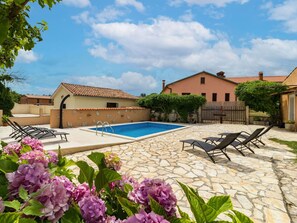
[{"xmin": 66, "ymin": 124, "xmax": 296, "ymax": 223}]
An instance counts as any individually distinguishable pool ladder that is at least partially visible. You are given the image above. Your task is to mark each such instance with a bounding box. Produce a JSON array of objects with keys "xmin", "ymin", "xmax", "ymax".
[{"xmin": 96, "ymin": 121, "xmax": 114, "ymax": 136}]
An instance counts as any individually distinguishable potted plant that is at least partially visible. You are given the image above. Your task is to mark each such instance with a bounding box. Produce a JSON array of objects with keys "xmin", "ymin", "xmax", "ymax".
[
  {"xmin": 285, "ymin": 120, "xmax": 295, "ymax": 131},
  {"xmin": 2, "ymin": 115, "xmax": 9, "ymax": 126},
  {"xmin": 150, "ymin": 112, "xmax": 156, "ymax": 121}
]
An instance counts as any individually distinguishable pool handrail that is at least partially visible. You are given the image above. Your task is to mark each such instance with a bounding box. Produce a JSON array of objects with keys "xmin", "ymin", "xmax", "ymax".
[{"xmin": 96, "ymin": 121, "xmax": 114, "ymax": 136}]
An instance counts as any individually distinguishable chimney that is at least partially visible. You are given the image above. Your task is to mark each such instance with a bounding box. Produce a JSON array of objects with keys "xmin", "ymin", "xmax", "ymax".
[
  {"xmin": 162, "ymin": 80, "xmax": 166, "ymax": 90},
  {"xmin": 258, "ymin": 71, "xmax": 263, "ymax": 81},
  {"xmin": 216, "ymin": 71, "xmax": 225, "ymax": 78}
]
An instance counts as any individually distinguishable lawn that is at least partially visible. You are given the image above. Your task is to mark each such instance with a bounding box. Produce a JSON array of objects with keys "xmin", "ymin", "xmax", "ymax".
[{"xmin": 270, "ymin": 138, "xmax": 297, "ymax": 156}]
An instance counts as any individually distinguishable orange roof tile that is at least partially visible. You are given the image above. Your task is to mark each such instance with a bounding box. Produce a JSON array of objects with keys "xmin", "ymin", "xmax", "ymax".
[
  {"xmin": 227, "ymin": 76, "xmax": 286, "ymax": 83},
  {"xmin": 61, "ymin": 83, "xmax": 138, "ymax": 100}
]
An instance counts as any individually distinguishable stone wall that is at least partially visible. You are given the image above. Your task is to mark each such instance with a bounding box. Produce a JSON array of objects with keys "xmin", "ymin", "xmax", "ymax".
[{"xmin": 50, "ymin": 107, "xmax": 150, "ymax": 128}]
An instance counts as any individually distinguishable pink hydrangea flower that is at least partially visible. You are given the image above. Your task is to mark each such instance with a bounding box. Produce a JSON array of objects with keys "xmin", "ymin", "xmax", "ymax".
[
  {"xmin": 47, "ymin": 151, "xmax": 58, "ymax": 164},
  {"xmin": 129, "ymin": 179, "xmax": 177, "ymax": 217},
  {"xmin": 72, "ymin": 183, "xmax": 96, "ymax": 203},
  {"xmin": 37, "ymin": 176, "xmax": 72, "ymax": 222},
  {"xmin": 3, "ymin": 143, "xmax": 22, "ymax": 156},
  {"xmin": 19, "ymin": 150, "xmax": 49, "ymax": 167},
  {"xmin": 104, "ymin": 152, "xmax": 122, "ymax": 171},
  {"xmin": 123, "ymin": 210, "xmax": 170, "ymax": 223},
  {"xmin": 106, "ymin": 216, "xmax": 122, "ymax": 223},
  {"xmin": 78, "ymin": 195, "xmax": 107, "ymax": 223},
  {"xmin": 6, "ymin": 163, "xmax": 51, "ymax": 197},
  {"xmin": 21, "ymin": 137, "xmax": 43, "ymax": 151}
]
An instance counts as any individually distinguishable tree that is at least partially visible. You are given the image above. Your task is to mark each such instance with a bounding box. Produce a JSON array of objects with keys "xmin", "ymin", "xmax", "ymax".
[
  {"xmin": 10, "ymin": 90, "xmax": 21, "ymax": 103},
  {"xmin": 0, "ymin": 69, "xmax": 24, "ymax": 115},
  {"xmin": 0, "ymin": 0, "xmax": 61, "ymax": 68},
  {"xmin": 235, "ymin": 81, "xmax": 287, "ymax": 123}
]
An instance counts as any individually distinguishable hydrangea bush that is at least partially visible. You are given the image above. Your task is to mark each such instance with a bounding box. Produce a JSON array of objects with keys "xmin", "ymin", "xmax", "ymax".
[{"xmin": 0, "ymin": 137, "xmax": 254, "ymax": 223}]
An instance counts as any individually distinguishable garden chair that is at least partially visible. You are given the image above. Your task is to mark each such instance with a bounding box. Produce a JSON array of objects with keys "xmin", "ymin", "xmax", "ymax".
[
  {"xmin": 205, "ymin": 128, "xmax": 264, "ymax": 156},
  {"xmin": 219, "ymin": 125, "xmax": 273, "ymax": 147},
  {"xmin": 180, "ymin": 132, "xmax": 241, "ymax": 163},
  {"xmin": 13, "ymin": 122, "xmax": 69, "ymax": 141}
]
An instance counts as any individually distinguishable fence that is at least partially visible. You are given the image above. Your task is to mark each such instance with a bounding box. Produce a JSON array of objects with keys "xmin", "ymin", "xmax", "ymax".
[{"xmin": 201, "ymin": 102, "xmax": 247, "ymax": 124}]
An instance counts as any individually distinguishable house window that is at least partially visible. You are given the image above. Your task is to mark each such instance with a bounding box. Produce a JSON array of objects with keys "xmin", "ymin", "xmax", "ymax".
[
  {"xmin": 225, "ymin": 93, "xmax": 230, "ymax": 102},
  {"xmin": 200, "ymin": 77, "xmax": 205, "ymax": 84},
  {"xmin": 182, "ymin": 93, "xmax": 191, "ymax": 95},
  {"xmin": 201, "ymin": 93, "xmax": 206, "ymax": 97},
  {"xmin": 212, "ymin": 93, "xmax": 217, "ymax": 102},
  {"xmin": 107, "ymin": 102, "xmax": 118, "ymax": 108}
]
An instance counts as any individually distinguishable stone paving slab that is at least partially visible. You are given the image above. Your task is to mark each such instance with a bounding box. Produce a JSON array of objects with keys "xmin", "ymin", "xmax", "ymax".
[{"xmin": 65, "ymin": 124, "xmax": 295, "ymax": 222}]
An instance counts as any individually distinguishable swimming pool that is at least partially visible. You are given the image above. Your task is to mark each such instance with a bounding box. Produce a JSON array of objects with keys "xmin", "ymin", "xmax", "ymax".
[{"xmin": 89, "ymin": 122, "xmax": 185, "ymax": 139}]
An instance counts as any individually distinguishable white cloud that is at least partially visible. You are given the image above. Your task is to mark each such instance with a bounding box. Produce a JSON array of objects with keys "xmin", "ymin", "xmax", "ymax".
[
  {"xmin": 89, "ymin": 18, "xmax": 216, "ymax": 68},
  {"xmin": 73, "ymin": 72, "xmax": 157, "ymax": 92},
  {"xmin": 85, "ymin": 17, "xmax": 297, "ymax": 77},
  {"xmin": 16, "ymin": 50, "xmax": 39, "ymax": 63},
  {"xmin": 169, "ymin": 0, "xmax": 249, "ymax": 7},
  {"xmin": 267, "ymin": 0, "xmax": 297, "ymax": 33},
  {"xmin": 63, "ymin": 0, "xmax": 90, "ymax": 8},
  {"xmin": 115, "ymin": 0, "xmax": 145, "ymax": 12},
  {"xmin": 179, "ymin": 10, "xmax": 194, "ymax": 22},
  {"xmin": 72, "ymin": 7, "xmax": 126, "ymax": 25}
]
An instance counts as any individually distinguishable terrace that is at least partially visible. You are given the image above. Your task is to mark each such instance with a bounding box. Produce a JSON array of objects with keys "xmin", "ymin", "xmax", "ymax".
[{"xmin": 1, "ymin": 123, "xmax": 296, "ymax": 222}]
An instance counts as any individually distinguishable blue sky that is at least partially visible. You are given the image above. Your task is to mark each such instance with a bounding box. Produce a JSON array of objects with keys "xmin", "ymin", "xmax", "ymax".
[{"xmin": 11, "ymin": 0, "xmax": 297, "ymax": 96}]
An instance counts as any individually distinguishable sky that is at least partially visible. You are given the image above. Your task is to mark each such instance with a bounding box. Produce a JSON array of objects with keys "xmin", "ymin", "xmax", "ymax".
[{"xmin": 10, "ymin": 0, "xmax": 297, "ymax": 96}]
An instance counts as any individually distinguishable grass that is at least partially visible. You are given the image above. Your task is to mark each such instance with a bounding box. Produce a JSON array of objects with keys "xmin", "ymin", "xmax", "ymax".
[{"xmin": 270, "ymin": 138, "xmax": 297, "ymax": 156}]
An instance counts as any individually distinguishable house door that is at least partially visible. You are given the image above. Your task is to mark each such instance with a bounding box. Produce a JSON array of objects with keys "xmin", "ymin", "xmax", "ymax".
[{"xmin": 288, "ymin": 94, "xmax": 295, "ymax": 121}]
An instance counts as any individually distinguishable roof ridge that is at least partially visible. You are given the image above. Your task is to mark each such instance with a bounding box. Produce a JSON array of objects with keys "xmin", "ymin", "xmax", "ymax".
[{"xmin": 61, "ymin": 82, "xmax": 123, "ymax": 92}]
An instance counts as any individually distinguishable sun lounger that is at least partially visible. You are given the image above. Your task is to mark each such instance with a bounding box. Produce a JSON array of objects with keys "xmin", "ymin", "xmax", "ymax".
[
  {"xmin": 205, "ymin": 128, "xmax": 264, "ymax": 156},
  {"xmin": 13, "ymin": 122, "xmax": 69, "ymax": 141},
  {"xmin": 180, "ymin": 132, "xmax": 241, "ymax": 163},
  {"xmin": 219, "ymin": 125, "xmax": 274, "ymax": 146}
]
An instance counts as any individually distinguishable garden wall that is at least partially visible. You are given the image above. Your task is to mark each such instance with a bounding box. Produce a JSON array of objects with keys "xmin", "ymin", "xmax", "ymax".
[
  {"xmin": 50, "ymin": 107, "xmax": 150, "ymax": 128},
  {"xmin": 10, "ymin": 115, "xmax": 50, "ymax": 126},
  {"xmin": 12, "ymin": 103, "xmax": 53, "ymax": 115}
]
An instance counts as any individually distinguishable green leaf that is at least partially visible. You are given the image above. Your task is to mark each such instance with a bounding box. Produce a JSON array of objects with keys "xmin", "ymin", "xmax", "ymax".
[
  {"xmin": 178, "ymin": 181, "xmax": 217, "ymax": 222},
  {"xmin": 149, "ymin": 197, "xmax": 167, "ymax": 217},
  {"xmin": 76, "ymin": 161, "xmax": 95, "ymax": 188},
  {"xmin": 170, "ymin": 218, "xmax": 194, "ymax": 223},
  {"xmin": 13, "ymin": 0, "xmax": 27, "ymax": 6},
  {"xmin": 0, "ymin": 19, "xmax": 10, "ymax": 45},
  {"xmin": 123, "ymin": 183, "xmax": 133, "ymax": 193},
  {"xmin": 87, "ymin": 152, "xmax": 106, "ymax": 169},
  {"xmin": 1, "ymin": 141, "xmax": 8, "ymax": 148},
  {"xmin": 3, "ymin": 200, "xmax": 21, "ymax": 210},
  {"xmin": 207, "ymin": 196, "xmax": 233, "ymax": 217},
  {"xmin": 0, "ymin": 174, "xmax": 8, "ymax": 198},
  {"xmin": 227, "ymin": 210, "xmax": 254, "ymax": 223},
  {"xmin": 117, "ymin": 196, "xmax": 139, "ymax": 216},
  {"xmin": 61, "ymin": 206, "xmax": 82, "ymax": 223},
  {"xmin": 19, "ymin": 186, "xmax": 29, "ymax": 201},
  {"xmin": 177, "ymin": 205, "xmax": 191, "ymax": 220},
  {"xmin": 22, "ymin": 200, "xmax": 43, "ymax": 217},
  {"xmin": 95, "ymin": 168, "xmax": 121, "ymax": 191},
  {"xmin": 0, "ymin": 212, "xmax": 21, "ymax": 222},
  {"xmin": 0, "ymin": 160, "xmax": 19, "ymax": 173},
  {"xmin": 19, "ymin": 218, "xmax": 38, "ymax": 223},
  {"xmin": 20, "ymin": 145, "xmax": 32, "ymax": 154}
]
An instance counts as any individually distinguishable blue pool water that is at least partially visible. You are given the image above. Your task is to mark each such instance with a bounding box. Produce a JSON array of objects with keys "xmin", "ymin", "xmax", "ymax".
[{"xmin": 90, "ymin": 122, "xmax": 184, "ymax": 138}]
